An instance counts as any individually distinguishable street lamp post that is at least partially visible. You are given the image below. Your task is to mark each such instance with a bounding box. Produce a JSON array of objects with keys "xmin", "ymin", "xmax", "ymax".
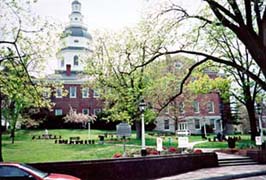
[
  {"xmin": 88, "ymin": 119, "xmax": 91, "ymax": 140},
  {"xmin": 139, "ymin": 99, "xmax": 147, "ymax": 156},
  {"xmin": 257, "ymin": 103, "xmax": 263, "ymax": 142}
]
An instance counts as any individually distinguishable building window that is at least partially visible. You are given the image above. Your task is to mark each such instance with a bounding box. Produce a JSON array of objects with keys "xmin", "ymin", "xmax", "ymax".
[
  {"xmin": 55, "ymin": 109, "xmax": 63, "ymax": 116},
  {"xmin": 73, "ymin": 55, "xmax": 79, "ymax": 66},
  {"xmin": 61, "ymin": 58, "xmax": 64, "ymax": 67},
  {"xmin": 207, "ymin": 101, "xmax": 215, "ymax": 113},
  {"xmin": 56, "ymin": 88, "xmax": 62, "ymax": 98},
  {"xmin": 82, "ymin": 88, "xmax": 89, "ymax": 98},
  {"xmin": 93, "ymin": 89, "xmax": 100, "ymax": 98},
  {"xmin": 43, "ymin": 91, "xmax": 49, "ymax": 99},
  {"xmin": 82, "ymin": 109, "xmax": 89, "ymax": 115},
  {"xmin": 93, "ymin": 108, "xmax": 102, "ymax": 115},
  {"xmin": 175, "ymin": 62, "xmax": 182, "ymax": 69},
  {"xmin": 69, "ymin": 86, "xmax": 77, "ymax": 98},
  {"xmin": 179, "ymin": 102, "xmax": 185, "ymax": 114},
  {"xmin": 210, "ymin": 119, "xmax": 216, "ymax": 130},
  {"xmin": 194, "ymin": 119, "xmax": 200, "ymax": 129},
  {"xmin": 192, "ymin": 101, "xmax": 200, "ymax": 113},
  {"xmin": 178, "ymin": 123, "xmax": 187, "ymax": 130},
  {"xmin": 164, "ymin": 119, "xmax": 170, "ymax": 130}
]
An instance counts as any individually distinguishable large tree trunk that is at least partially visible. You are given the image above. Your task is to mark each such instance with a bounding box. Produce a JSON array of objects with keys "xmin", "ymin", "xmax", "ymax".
[
  {"xmin": 246, "ymin": 99, "xmax": 258, "ymax": 141},
  {"xmin": 135, "ymin": 120, "xmax": 141, "ymax": 140}
]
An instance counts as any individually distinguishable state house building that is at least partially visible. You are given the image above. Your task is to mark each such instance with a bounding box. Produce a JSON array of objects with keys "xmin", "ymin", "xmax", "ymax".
[{"xmin": 46, "ymin": 0, "xmax": 103, "ymax": 117}]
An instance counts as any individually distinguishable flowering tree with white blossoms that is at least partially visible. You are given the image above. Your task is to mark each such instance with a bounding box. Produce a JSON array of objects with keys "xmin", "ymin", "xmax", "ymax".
[{"xmin": 64, "ymin": 106, "xmax": 96, "ymax": 128}]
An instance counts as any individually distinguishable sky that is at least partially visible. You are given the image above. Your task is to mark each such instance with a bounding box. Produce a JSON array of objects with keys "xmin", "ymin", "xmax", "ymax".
[
  {"xmin": 32, "ymin": 0, "xmax": 202, "ymax": 31},
  {"xmin": 32, "ymin": 0, "xmax": 145, "ymax": 31},
  {"xmin": 30, "ymin": 0, "xmax": 202, "ymax": 74}
]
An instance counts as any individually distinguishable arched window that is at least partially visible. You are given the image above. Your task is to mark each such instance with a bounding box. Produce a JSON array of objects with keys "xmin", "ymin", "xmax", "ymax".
[
  {"xmin": 60, "ymin": 58, "xmax": 64, "ymax": 67},
  {"xmin": 73, "ymin": 55, "xmax": 79, "ymax": 66}
]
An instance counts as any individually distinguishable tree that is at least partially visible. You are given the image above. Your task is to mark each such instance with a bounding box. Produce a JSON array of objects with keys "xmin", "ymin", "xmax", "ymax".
[
  {"xmin": 212, "ymin": 28, "xmax": 262, "ymax": 139},
  {"xmin": 1, "ymin": 61, "xmax": 52, "ymax": 144},
  {"xmin": 64, "ymin": 106, "xmax": 96, "ymax": 128},
  {"xmin": 119, "ymin": 1, "xmax": 266, "ymax": 140},
  {"xmin": 145, "ymin": 55, "xmax": 196, "ymax": 131},
  {"xmin": 156, "ymin": 1, "xmax": 266, "ymax": 88},
  {"xmin": 0, "ymin": 0, "xmax": 58, "ymax": 161},
  {"xmin": 86, "ymin": 18, "xmax": 178, "ymax": 139}
]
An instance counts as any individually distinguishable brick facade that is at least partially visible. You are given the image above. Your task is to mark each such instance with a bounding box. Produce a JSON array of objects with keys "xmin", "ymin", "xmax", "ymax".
[{"xmin": 52, "ymin": 84, "xmax": 103, "ymax": 116}]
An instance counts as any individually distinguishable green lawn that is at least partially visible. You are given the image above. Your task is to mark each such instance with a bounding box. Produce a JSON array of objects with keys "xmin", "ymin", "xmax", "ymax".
[
  {"xmin": 194, "ymin": 134, "xmax": 254, "ymax": 149},
  {"xmin": 2, "ymin": 129, "xmax": 177, "ymax": 163},
  {"xmin": 2, "ymin": 129, "xmax": 254, "ymax": 163}
]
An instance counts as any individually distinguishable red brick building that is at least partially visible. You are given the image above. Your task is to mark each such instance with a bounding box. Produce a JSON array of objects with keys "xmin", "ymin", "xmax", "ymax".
[
  {"xmin": 154, "ymin": 71, "xmax": 232, "ymax": 135},
  {"xmin": 46, "ymin": 0, "xmax": 103, "ymax": 117}
]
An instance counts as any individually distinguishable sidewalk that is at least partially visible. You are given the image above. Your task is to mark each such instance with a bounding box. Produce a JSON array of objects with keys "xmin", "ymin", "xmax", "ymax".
[
  {"xmin": 156, "ymin": 164, "xmax": 266, "ymax": 180},
  {"xmin": 155, "ymin": 150, "xmax": 266, "ymax": 180}
]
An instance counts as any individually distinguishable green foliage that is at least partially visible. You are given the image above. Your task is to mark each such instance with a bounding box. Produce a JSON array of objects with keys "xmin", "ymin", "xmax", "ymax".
[
  {"xmin": 0, "ymin": 0, "xmax": 60, "ymax": 146},
  {"xmin": 187, "ymin": 70, "xmax": 231, "ymax": 102},
  {"xmin": 85, "ymin": 17, "xmax": 178, "ymax": 125}
]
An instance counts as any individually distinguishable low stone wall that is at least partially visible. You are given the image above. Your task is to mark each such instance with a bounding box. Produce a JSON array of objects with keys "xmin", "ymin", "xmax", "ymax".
[
  {"xmin": 30, "ymin": 153, "xmax": 218, "ymax": 180},
  {"xmin": 247, "ymin": 150, "xmax": 266, "ymax": 164}
]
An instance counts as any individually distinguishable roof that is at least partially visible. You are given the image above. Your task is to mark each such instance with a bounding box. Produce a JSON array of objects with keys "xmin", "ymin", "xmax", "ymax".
[
  {"xmin": 46, "ymin": 72, "xmax": 93, "ymax": 84},
  {"xmin": 72, "ymin": 0, "xmax": 81, "ymax": 5},
  {"xmin": 64, "ymin": 26, "xmax": 92, "ymax": 39},
  {"xmin": 60, "ymin": 46, "xmax": 91, "ymax": 52}
]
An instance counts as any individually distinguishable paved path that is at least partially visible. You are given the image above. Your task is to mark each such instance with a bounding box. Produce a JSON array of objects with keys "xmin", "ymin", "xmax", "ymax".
[
  {"xmin": 156, "ymin": 164, "xmax": 266, "ymax": 180},
  {"xmin": 155, "ymin": 149, "xmax": 266, "ymax": 180},
  {"xmin": 187, "ymin": 140, "xmax": 208, "ymax": 149}
]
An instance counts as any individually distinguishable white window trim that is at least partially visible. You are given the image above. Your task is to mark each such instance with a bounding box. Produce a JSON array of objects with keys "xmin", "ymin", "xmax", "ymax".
[
  {"xmin": 82, "ymin": 108, "xmax": 89, "ymax": 115},
  {"xmin": 208, "ymin": 101, "xmax": 215, "ymax": 113},
  {"xmin": 179, "ymin": 102, "xmax": 185, "ymax": 114},
  {"xmin": 73, "ymin": 55, "xmax": 79, "ymax": 66},
  {"xmin": 69, "ymin": 87, "xmax": 77, "ymax": 98},
  {"xmin": 61, "ymin": 59, "xmax": 64, "ymax": 67},
  {"xmin": 164, "ymin": 119, "xmax": 170, "ymax": 130},
  {"xmin": 93, "ymin": 108, "xmax": 101, "ymax": 115},
  {"xmin": 82, "ymin": 88, "xmax": 89, "ymax": 98},
  {"xmin": 194, "ymin": 119, "xmax": 201, "ymax": 130},
  {"xmin": 193, "ymin": 101, "xmax": 200, "ymax": 113},
  {"xmin": 178, "ymin": 122, "xmax": 188, "ymax": 130},
  {"xmin": 55, "ymin": 109, "xmax": 63, "ymax": 116},
  {"xmin": 93, "ymin": 89, "xmax": 100, "ymax": 98},
  {"xmin": 56, "ymin": 88, "xmax": 62, "ymax": 98}
]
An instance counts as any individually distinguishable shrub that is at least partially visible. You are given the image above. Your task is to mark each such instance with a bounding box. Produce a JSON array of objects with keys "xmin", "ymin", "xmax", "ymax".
[
  {"xmin": 168, "ymin": 147, "xmax": 177, "ymax": 153},
  {"xmin": 112, "ymin": 152, "xmax": 122, "ymax": 158},
  {"xmin": 149, "ymin": 149, "xmax": 159, "ymax": 155},
  {"xmin": 193, "ymin": 149, "xmax": 202, "ymax": 154}
]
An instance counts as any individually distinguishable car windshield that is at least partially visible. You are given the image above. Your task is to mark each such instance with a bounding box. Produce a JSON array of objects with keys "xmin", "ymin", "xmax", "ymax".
[{"xmin": 20, "ymin": 164, "xmax": 49, "ymax": 178}]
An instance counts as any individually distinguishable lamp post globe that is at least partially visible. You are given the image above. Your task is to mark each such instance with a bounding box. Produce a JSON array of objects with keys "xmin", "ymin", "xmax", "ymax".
[{"xmin": 139, "ymin": 99, "xmax": 147, "ymax": 156}]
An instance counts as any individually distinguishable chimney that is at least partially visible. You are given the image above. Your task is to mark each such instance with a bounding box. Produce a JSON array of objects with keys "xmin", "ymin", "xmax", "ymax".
[{"xmin": 66, "ymin": 64, "xmax": 71, "ymax": 76}]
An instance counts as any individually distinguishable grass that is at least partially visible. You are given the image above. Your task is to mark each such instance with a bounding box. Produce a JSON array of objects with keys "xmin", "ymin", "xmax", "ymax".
[
  {"xmin": 194, "ymin": 134, "xmax": 253, "ymax": 149},
  {"xmin": 2, "ymin": 129, "xmax": 254, "ymax": 163}
]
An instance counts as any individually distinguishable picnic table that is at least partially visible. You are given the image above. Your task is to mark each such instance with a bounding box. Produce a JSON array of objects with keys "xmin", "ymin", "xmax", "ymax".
[{"xmin": 69, "ymin": 136, "xmax": 80, "ymax": 141}]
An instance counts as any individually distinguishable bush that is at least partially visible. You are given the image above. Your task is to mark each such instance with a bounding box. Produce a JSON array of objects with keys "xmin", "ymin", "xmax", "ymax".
[
  {"xmin": 112, "ymin": 152, "xmax": 122, "ymax": 158},
  {"xmin": 168, "ymin": 147, "xmax": 177, "ymax": 153},
  {"xmin": 193, "ymin": 149, "xmax": 202, "ymax": 154}
]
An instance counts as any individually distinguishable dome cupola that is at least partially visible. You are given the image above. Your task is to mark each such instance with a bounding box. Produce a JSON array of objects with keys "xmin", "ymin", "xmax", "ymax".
[{"xmin": 72, "ymin": 0, "xmax": 81, "ymax": 13}]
